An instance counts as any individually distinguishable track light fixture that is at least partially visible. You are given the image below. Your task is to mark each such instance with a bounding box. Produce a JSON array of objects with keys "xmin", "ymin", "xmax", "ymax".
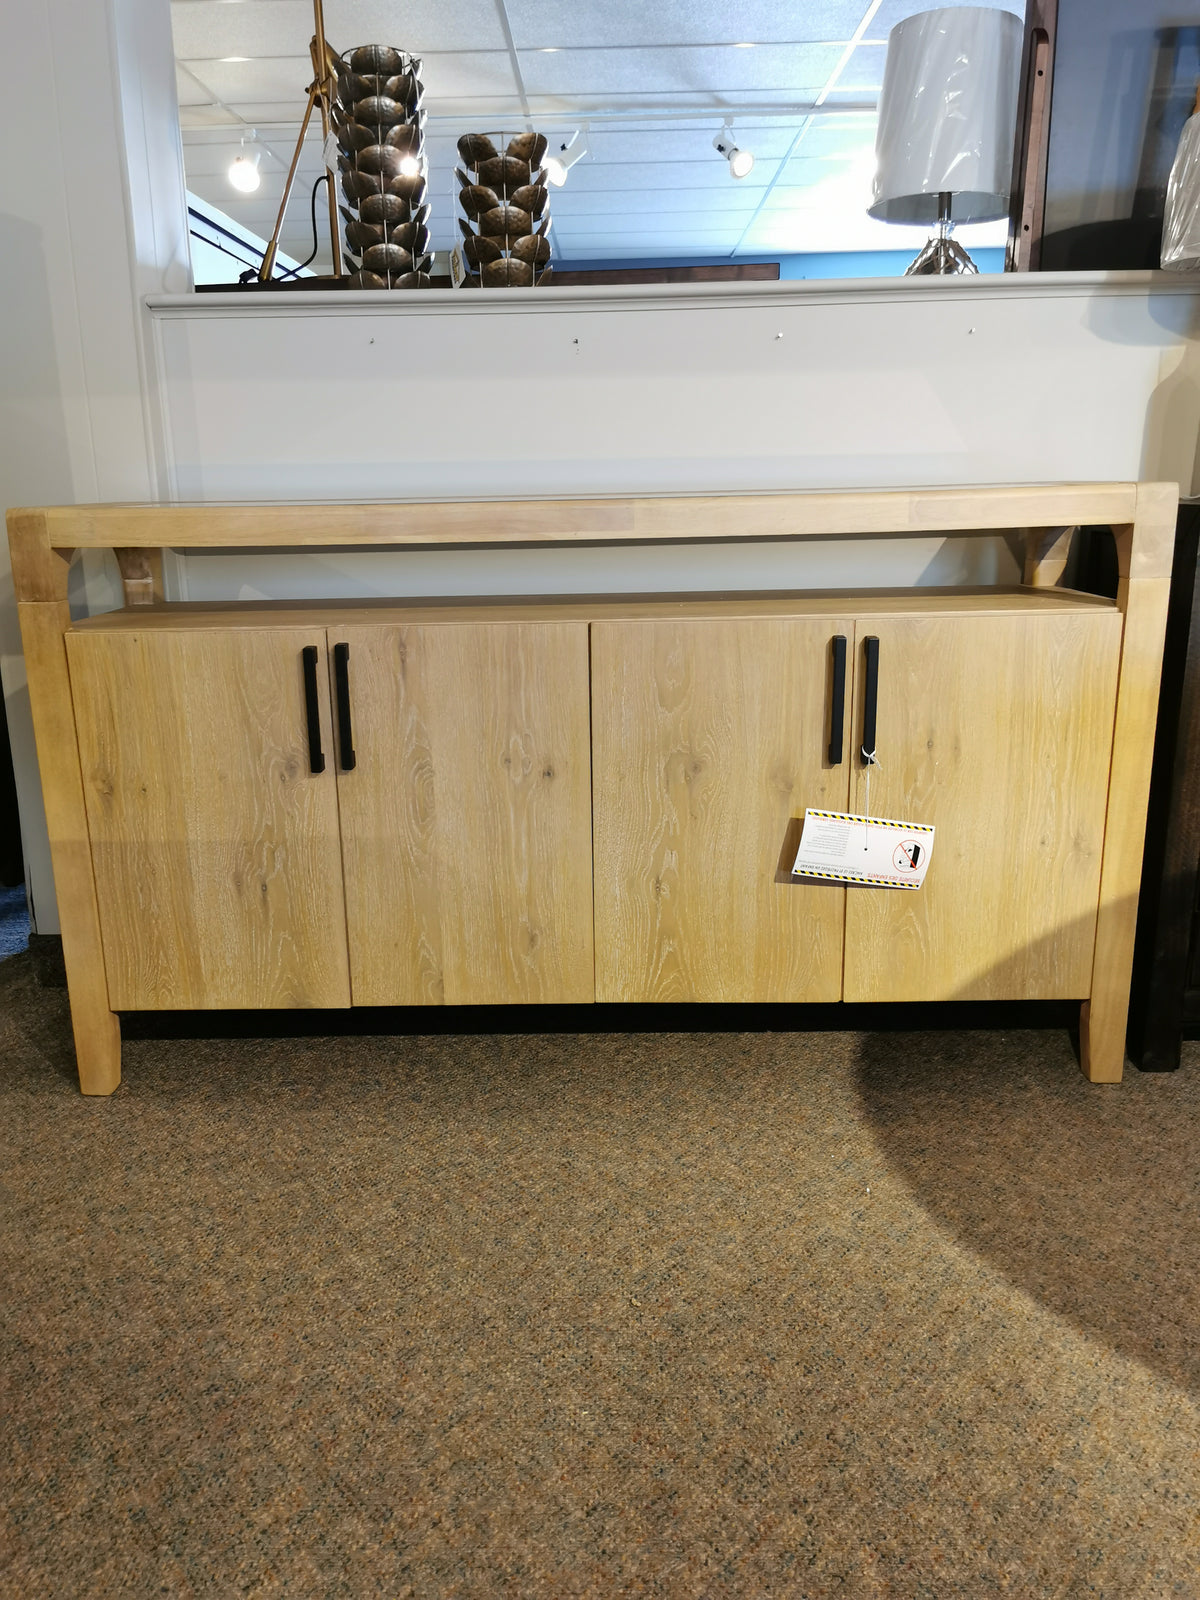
[
  {"xmin": 714, "ymin": 122, "xmax": 754, "ymax": 179},
  {"xmin": 227, "ymin": 134, "xmax": 261, "ymax": 193},
  {"xmin": 543, "ymin": 128, "xmax": 588, "ymax": 187}
]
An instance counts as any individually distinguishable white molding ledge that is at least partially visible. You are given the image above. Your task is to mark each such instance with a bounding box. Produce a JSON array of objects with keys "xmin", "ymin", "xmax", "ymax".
[{"xmin": 147, "ymin": 269, "xmax": 1200, "ymax": 319}]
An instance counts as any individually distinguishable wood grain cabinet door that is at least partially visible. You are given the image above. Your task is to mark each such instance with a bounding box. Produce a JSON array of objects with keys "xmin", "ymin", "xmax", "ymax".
[
  {"xmin": 591, "ymin": 619, "xmax": 854, "ymax": 1002},
  {"xmin": 67, "ymin": 629, "xmax": 351, "ymax": 1010},
  {"xmin": 331, "ymin": 623, "xmax": 595, "ymax": 1005},
  {"xmin": 843, "ymin": 611, "xmax": 1123, "ymax": 1001}
]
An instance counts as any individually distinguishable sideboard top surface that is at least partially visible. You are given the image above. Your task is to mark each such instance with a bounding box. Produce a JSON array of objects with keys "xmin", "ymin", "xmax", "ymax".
[{"xmin": 9, "ymin": 482, "xmax": 1143, "ymax": 552}]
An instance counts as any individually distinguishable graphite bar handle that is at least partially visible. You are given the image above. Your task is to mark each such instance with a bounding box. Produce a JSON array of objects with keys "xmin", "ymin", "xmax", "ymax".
[
  {"xmin": 828, "ymin": 635, "xmax": 847, "ymax": 765},
  {"xmin": 301, "ymin": 645, "xmax": 325, "ymax": 774},
  {"xmin": 861, "ymin": 636, "xmax": 879, "ymax": 765},
  {"xmin": 333, "ymin": 642, "xmax": 356, "ymax": 771}
]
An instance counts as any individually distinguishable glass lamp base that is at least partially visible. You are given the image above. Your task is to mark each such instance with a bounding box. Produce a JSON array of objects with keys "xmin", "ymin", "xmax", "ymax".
[{"xmin": 904, "ymin": 233, "xmax": 979, "ymax": 275}]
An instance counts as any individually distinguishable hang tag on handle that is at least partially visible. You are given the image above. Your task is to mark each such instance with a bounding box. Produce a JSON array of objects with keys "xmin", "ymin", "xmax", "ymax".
[{"xmin": 792, "ymin": 808, "xmax": 934, "ymax": 890}]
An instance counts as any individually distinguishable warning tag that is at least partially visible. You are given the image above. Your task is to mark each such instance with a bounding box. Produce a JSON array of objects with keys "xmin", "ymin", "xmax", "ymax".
[{"xmin": 792, "ymin": 808, "xmax": 934, "ymax": 890}]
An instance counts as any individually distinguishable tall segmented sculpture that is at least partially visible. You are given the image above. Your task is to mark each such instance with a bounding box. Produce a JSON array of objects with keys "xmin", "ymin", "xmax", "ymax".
[
  {"xmin": 334, "ymin": 46, "xmax": 432, "ymax": 288},
  {"xmin": 455, "ymin": 132, "xmax": 553, "ymax": 287}
]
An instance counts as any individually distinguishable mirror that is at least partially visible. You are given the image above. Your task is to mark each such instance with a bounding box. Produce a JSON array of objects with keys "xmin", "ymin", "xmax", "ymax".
[{"xmin": 173, "ymin": 0, "xmax": 1025, "ymax": 286}]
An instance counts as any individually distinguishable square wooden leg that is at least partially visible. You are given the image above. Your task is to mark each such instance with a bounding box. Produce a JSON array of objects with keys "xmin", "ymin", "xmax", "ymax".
[
  {"xmin": 72, "ymin": 1006, "xmax": 122, "ymax": 1095},
  {"xmin": 1079, "ymin": 998, "xmax": 1125, "ymax": 1084}
]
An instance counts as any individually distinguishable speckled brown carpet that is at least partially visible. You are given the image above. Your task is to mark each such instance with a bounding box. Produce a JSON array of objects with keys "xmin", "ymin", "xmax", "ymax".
[{"xmin": 2, "ymin": 952, "xmax": 1200, "ymax": 1598}]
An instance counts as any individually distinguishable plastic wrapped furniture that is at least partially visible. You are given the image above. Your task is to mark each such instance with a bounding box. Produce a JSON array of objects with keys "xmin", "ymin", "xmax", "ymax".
[
  {"xmin": 1162, "ymin": 108, "xmax": 1200, "ymax": 270},
  {"xmin": 334, "ymin": 45, "xmax": 432, "ymax": 289},
  {"xmin": 454, "ymin": 133, "xmax": 552, "ymax": 288}
]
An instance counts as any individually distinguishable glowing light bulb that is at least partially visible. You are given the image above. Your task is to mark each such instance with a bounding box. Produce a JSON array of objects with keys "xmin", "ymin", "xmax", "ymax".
[
  {"xmin": 228, "ymin": 152, "xmax": 260, "ymax": 193},
  {"xmin": 713, "ymin": 126, "xmax": 754, "ymax": 180},
  {"xmin": 398, "ymin": 154, "xmax": 421, "ymax": 178}
]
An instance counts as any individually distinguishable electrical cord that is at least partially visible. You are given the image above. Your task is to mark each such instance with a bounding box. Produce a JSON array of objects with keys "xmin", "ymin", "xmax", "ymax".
[
  {"xmin": 239, "ymin": 173, "xmax": 332, "ymax": 283},
  {"xmin": 292, "ymin": 174, "xmax": 331, "ymax": 273}
]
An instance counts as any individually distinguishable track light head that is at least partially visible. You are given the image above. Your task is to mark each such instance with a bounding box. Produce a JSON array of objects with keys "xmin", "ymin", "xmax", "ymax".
[
  {"xmin": 543, "ymin": 128, "xmax": 588, "ymax": 187},
  {"xmin": 714, "ymin": 124, "xmax": 754, "ymax": 179}
]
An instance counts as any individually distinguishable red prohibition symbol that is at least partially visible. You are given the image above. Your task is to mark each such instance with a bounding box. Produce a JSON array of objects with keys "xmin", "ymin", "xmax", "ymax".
[{"xmin": 893, "ymin": 840, "xmax": 922, "ymax": 872}]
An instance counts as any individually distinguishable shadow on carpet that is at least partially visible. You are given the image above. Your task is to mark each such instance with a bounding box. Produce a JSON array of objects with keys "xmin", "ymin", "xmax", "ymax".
[{"xmin": 856, "ymin": 1029, "xmax": 1200, "ymax": 1399}]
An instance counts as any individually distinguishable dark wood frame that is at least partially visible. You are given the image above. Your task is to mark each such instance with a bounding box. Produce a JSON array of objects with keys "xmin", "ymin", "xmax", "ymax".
[
  {"xmin": 1006, "ymin": 0, "xmax": 1059, "ymax": 271},
  {"xmin": 1129, "ymin": 501, "xmax": 1200, "ymax": 1069}
]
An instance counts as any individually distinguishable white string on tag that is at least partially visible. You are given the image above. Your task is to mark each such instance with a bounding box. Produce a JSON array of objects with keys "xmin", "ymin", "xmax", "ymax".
[{"xmin": 861, "ymin": 747, "xmax": 880, "ymax": 851}]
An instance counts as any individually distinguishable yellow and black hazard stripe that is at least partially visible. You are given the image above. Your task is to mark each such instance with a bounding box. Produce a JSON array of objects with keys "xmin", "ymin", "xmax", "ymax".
[
  {"xmin": 806, "ymin": 809, "xmax": 934, "ymax": 833},
  {"xmin": 793, "ymin": 867, "xmax": 920, "ymax": 889}
]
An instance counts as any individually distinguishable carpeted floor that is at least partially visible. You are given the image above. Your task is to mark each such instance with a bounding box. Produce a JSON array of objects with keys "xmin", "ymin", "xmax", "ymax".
[
  {"xmin": 2, "ymin": 951, "xmax": 1199, "ymax": 1598},
  {"xmin": 0, "ymin": 884, "xmax": 29, "ymax": 960}
]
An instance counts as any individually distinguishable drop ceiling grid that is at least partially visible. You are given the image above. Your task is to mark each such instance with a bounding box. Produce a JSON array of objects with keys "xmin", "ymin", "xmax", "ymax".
[{"xmin": 172, "ymin": 0, "xmax": 1024, "ymax": 269}]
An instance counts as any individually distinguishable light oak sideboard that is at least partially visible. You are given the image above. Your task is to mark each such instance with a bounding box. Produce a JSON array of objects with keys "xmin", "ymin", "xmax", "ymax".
[{"xmin": 6, "ymin": 484, "xmax": 1176, "ymax": 1093}]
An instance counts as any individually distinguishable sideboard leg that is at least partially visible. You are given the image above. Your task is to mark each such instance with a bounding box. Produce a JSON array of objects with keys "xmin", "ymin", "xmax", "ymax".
[
  {"xmin": 73, "ymin": 1006, "xmax": 122, "ymax": 1095},
  {"xmin": 1079, "ymin": 998, "xmax": 1125, "ymax": 1083},
  {"xmin": 7, "ymin": 518, "xmax": 123, "ymax": 1094}
]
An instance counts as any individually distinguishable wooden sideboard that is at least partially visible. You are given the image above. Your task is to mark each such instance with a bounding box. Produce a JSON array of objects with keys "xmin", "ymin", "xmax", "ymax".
[{"xmin": 6, "ymin": 484, "xmax": 1176, "ymax": 1093}]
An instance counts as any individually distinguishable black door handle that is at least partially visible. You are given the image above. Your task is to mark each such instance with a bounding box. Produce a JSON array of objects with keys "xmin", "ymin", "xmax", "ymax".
[
  {"xmin": 828, "ymin": 635, "xmax": 847, "ymax": 764},
  {"xmin": 301, "ymin": 645, "xmax": 325, "ymax": 774},
  {"xmin": 861, "ymin": 636, "xmax": 879, "ymax": 766},
  {"xmin": 333, "ymin": 642, "xmax": 356, "ymax": 771}
]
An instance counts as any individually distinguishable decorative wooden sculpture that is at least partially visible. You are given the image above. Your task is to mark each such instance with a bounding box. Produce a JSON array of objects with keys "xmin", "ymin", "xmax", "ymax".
[
  {"xmin": 455, "ymin": 133, "xmax": 553, "ymax": 288},
  {"xmin": 334, "ymin": 45, "xmax": 432, "ymax": 289}
]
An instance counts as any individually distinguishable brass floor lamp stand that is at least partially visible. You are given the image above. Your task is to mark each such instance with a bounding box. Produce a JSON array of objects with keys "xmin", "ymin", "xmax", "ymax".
[{"xmin": 258, "ymin": 0, "xmax": 343, "ymax": 282}]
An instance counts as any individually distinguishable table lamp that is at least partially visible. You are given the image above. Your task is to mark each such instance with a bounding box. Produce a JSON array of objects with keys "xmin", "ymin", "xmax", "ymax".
[{"xmin": 868, "ymin": 5, "xmax": 1023, "ymax": 274}]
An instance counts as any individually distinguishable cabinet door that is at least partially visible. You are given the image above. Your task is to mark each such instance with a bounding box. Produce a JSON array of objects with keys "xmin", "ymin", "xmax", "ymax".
[
  {"xmin": 333, "ymin": 623, "xmax": 594, "ymax": 1005},
  {"xmin": 591, "ymin": 619, "xmax": 853, "ymax": 1002},
  {"xmin": 67, "ymin": 629, "xmax": 350, "ymax": 1010},
  {"xmin": 843, "ymin": 611, "xmax": 1122, "ymax": 1001}
]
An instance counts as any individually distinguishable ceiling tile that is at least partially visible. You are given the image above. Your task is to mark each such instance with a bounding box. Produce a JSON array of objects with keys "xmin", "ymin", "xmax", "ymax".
[
  {"xmin": 519, "ymin": 43, "xmax": 846, "ymax": 97},
  {"xmin": 183, "ymin": 55, "xmax": 315, "ymax": 104},
  {"xmin": 551, "ymin": 186, "xmax": 764, "ymax": 216},
  {"xmin": 175, "ymin": 64, "xmax": 215, "ymax": 107},
  {"xmin": 554, "ymin": 217, "xmax": 742, "ymax": 236},
  {"xmin": 793, "ymin": 118, "xmax": 878, "ymax": 158},
  {"xmin": 322, "ymin": 0, "xmax": 509, "ymax": 53},
  {"xmin": 505, "ymin": 0, "xmax": 873, "ymax": 50},
  {"xmin": 555, "ymin": 159, "xmax": 778, "ymax": 193},
  {"xmin": 171, "ymin": 0, "xmax": 507, "ymax": 62},
  {"xmin": 833, "ymin": 41, "xmax": 888, "ymax": 90},
  {"xmin": 179, "ymin": 104, "xmax": 243, "ymax": 129},
  {"xmin": 418, "ymin": 51, "xmax": 521, "ymax": 99},
  {"xmin": 523, "ymin": 89, "xmax": 833, "ymax": 118},
  {"xmin": 171, "ymin": 2, "xmax": 315, "ymax": 63},
  {"xmin": 422, "ymin": 99, "xmax": 531, "ymax": 123}
]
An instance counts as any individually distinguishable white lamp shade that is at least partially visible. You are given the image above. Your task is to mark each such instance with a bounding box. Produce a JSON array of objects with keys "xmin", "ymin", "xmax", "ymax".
[{"xmin": 869, "ymin": 6, "xmax": 1023, "ymax": 226}]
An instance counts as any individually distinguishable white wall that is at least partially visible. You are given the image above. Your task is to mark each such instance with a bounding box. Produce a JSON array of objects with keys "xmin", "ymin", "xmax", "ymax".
[
  {"xmin": 149, "ymin": 273, "xmax": 1200, "ymax": 603},
  {"xmin": 0, "ymin": 0, "xmax": 189, "ymax": 932}
]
